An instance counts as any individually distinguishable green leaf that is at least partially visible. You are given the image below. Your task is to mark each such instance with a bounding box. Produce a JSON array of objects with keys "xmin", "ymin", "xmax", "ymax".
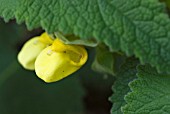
[
  {"xmin": 92, "ymin": 44, "xmax": 116, "ymax": 76},
  {"xmin": 122, "ymin": 65, "xmax": 170, "ymax": 114},
  {"xmin": 0, "ymin": 0, "xmax": 17, "ymax": 21},
  {"xmin": 109, "ymin": 58, "xmax": 138, "ymax": 114},
  {"xmin": 0, "ymin": 0, "xmax": 170, "ymax": 74}
]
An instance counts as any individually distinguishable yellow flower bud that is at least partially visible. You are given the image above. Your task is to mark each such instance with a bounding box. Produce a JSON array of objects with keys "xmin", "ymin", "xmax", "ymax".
[
  {"xmin": 18, "ymin": 32, "xmax": 53, "ymax": 70},
  {"xmin": 35, "ymin": 39, "xmax": 88, "ymax": 83}
]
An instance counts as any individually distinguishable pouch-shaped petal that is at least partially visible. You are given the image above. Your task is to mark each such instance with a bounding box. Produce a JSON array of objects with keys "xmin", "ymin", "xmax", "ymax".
[
  {"xmin": 35, "ymin": 40, "xmax": 88, "ymax": 83},
  {"xmin": 18, "ymin": 33, "xmax": 53, "ymax": 70}
]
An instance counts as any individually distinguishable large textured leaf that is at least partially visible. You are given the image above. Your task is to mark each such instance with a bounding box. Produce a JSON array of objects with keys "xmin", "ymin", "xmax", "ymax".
[
  {"xmin": 0, "ymin": 0, "xmax": 170, "ymax": 74},
  {"xmin": 122, "ymin": 65, "xmax": 170, "ymax": 114},
  {"xmin": 109, "ymin": 58, "xmax": 138, "ymax": 114}
]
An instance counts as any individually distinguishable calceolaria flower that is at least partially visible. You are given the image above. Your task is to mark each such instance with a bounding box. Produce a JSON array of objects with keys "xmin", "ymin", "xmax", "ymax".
[
  {"xmin": 18, "ymin": 32, "xmax": 88, "ymax": 83},
  {"xmin": 35, "ymin": 39, "xmax": 88, "ymax": 83},
  {"xmin": 18, "ymin": 32, "xmax": 53, "ymax": 70}
]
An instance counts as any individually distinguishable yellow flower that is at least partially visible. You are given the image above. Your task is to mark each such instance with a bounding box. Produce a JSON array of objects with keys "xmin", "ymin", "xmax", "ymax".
[
  {"xmin": 18, "ymin": 32, "xmax": 88, "ymax": 83},
  {"xmin": 35, "ymin": 39, "xmax": 88, "ymax": 83},
  {"xmin": 18, "ymin": 32, "xmax": 53, "ymax": 70}
]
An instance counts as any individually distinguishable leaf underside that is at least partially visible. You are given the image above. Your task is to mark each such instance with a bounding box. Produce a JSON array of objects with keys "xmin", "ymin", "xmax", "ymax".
[{"xmin": 0, "ymin": 0, "xmax": 170, "ymax": 74}]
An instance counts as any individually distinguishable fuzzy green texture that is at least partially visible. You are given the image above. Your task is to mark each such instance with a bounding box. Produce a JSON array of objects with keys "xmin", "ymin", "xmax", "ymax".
[
  {"xmin": 110, "ymin": 58, "xmax": 138, "ymax": 114},
  {"xmin": 0, "ymin": 0, "xmax": 170, "ymax": 74},
  {"xmin": 122, "ymin": 65, "xmax": 170, "ymax": 114}
]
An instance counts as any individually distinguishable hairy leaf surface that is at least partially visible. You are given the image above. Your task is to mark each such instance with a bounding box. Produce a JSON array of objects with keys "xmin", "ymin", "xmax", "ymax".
[
  {"xmin": 110, "ymin": 58, "xmax": 138, "ymax": 114},
  {"xmin": 122, "ymin": 65, "xmax": 170, "ymax": 114}
]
